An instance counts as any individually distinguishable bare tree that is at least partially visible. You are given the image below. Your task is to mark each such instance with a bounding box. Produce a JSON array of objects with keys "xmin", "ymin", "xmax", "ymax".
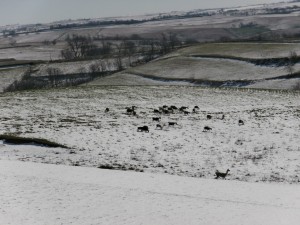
[
  {"xmin": 286, "ymin": 51, "xmax": 298, "ymax": 75},
  {"xmin": 113, "ymin": 43, "xmax": 124, "ymax": 70},
  {"xmin": 52, "ymin": 39, "xmax": 57, "ymax": 45},
  {"xmin": 123, "ymin": 40, "xmax": 136, "ymax": 66},
  {"xmin": 100, "ymin": 36, "xmax": 112, "ymax": 56},
  {"xmin": 160, "ymin": 33, "xmax": 170, "ymax": 54},
  {"xmin": 168, "ymin": 32, "xmax": 180, "ymax": 50},
  {"xmin": 294, "ymin": 81, "xmax": 300, "ymax": 90},
  {"xmin": 61, "ymin": 34, "xmax": 96, "ymax": 59},
  {"xmin": 89, "ymin": 61, "xmax": 103, "ymax": 74},
  {"xmin": 61, "ymin": 49, "xmax": 74, "ymax": 60},
  {"xmin": 113, "ymin": 57, "xmax": 123, "ymax": 71},
  {"xmin": 289, "ymin": 51, "xmax": 298, "ymax": 64},
  {"xmin": 43, "ymin": 40, "xmax": 51, "ymax": 46},
  {"xmin": 23, "ymin": 66, "xmax": 34, "ymax": 80},
  {"xmin": 78, "ymin": 67, "xmax": 87, "ymax": 74},
  {"xmin": 144, "ymin": 39, "xmax": 159, "ymax": 61},
  {"xmin": 46, "ymin": 67, "xmax": 63, "ymax": 87},
  {"xmin": 104, "ymin": 59, "xmax": 112, "ymax": 71},
  {"xmin": 286, "ymin": 63, "xmax": 295, "ymax": 75},
  {"xmin": 9, "ymin": 38, "xmax": 17, "ymax": 47}
]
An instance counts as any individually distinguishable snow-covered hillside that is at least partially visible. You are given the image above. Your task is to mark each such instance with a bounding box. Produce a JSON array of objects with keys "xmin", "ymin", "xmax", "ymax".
[
  {"xmin": 0, "ymin": 86, "xmax": 299, "ymax": 183},
  {"xmin": 0, "ymin": 160, "xmax": 299, "ymax": 225}
]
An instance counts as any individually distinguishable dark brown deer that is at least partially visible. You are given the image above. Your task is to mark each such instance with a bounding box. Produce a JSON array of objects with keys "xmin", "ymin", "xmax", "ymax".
[
  {"xmin": 179, "ymin": 106, "xmax": 188, "ymax": 112},
  {"xmin": 168, "ymin": 122, "xmax": 177, "ymax": 126},
  {"xmin": 137, "ymin": 126, "xmax": 149, "ymax": 132},
  {"xmin": 203, "ymin": 126, "xmax": 212, "ymax": 132},
  {"xmin": 215, "ymin": 169, "xmax": 230, "ymax": 179},
  {"xmin": 156, "ymin": 124, "xmax": 163, "ymax": 130},
  {"xmin": 126, "ymin": 106, "xmax": 136, "ymax": 115},
  {"xmin": 238, "ymin": 120, "xmax": 244, "ymax": 125},
  {"xmin": 153, "ymin": 109, "xmax": 161, "ymax": 114},
  {"xmin": 152, "ymin": 117, "xmax": 161, "ymax": 122}
]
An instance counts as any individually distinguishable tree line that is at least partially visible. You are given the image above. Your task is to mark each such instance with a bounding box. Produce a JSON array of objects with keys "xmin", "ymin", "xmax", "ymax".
[{"xmin": 60, "ymin": 32, "xmax": 184, "ymax": 69}]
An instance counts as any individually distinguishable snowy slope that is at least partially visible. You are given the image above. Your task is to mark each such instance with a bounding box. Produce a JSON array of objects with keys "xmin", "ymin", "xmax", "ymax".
[
  {"xmin": 0, "ymin": 160, "xmax": 299, "ymax": 225},
  {"xmin": 0, "ymin": 86, "xmax": 299, "ymax": 183}
]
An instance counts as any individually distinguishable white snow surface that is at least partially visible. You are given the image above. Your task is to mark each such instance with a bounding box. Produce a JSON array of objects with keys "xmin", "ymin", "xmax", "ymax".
[
  {"xmin": 0, "ymin": 86, "xmax": 299, "ymax": 183},
  {"xmin": 0, "ymin": 160, "xmax": 299, "ymax": 225}
]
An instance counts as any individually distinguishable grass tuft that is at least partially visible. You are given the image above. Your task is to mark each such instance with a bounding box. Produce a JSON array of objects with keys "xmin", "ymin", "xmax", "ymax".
[{"xmin": 0, "ymin": 134, "xmax": 69, "ymax": 148}]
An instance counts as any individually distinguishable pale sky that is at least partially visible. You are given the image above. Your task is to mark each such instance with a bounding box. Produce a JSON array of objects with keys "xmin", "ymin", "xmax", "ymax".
[{"xmin": 0, "ymin": 0, "xmax": 283, "ymax": 26}]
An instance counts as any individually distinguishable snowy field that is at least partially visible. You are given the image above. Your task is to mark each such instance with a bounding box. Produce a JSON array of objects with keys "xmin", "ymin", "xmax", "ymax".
[
  {"xmin": 88, "ymin": 72, "xmax": 300, "ymax": 90},
  {"xmin": 1, "ymin": 160, "xmax": 299, "ymax": 225},
  {"xmin": 0, "ymin": 67, "xmax": 27, "ymax": 92},
  {"xmin": 0, "ymin": 45, "xmax": 63, "ymax": 61},
  {"xmin": 126, "ymin": 56, "xmax": 295, "ymax": 81},
  {"xmin": 0, "ymin": 86, "xmax": 299, "ymax": 184}
]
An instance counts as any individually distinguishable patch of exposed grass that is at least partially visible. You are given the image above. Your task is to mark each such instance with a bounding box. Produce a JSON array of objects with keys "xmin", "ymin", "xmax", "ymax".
[{"xmin": 0, "ymin": 134, "xmax": 68, "ymax": 148}]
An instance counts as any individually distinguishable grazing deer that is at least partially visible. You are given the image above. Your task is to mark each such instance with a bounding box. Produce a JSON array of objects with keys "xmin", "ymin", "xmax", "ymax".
[
  {"xmin": 156, "ymin": 124, "xmax": 163, "ymax": 130},
  {"xmin": 163, "ymin": 109, "xmax": 170, "ymax": 114},
  {"xmin": 207, "ymin": 115, "xmax": 212, "ymax": 120},
  {"xmin": 126, "ymin": 106, "xmax": 136, "ymax": 115},
  {"xmin": 168, "ymin": 122, "xmax": 177, "ymax": 126},
  {"xmin": 238, "ymin": 120, "xmax": 244, "ymax": 125},
  {"xmin": 137, "ymin": 126, "xmax": 149, "ymax": 132},
  {"xmin": 104, "ymin": 108, "xmax": 109, "ymax": 113},
  {"xmin": 183, "ymin": 111, "xmax": 190, "ymax": 115},
  {"xmin": 215, "ymin": 169, "xmax": 230, "ymax": 179},
  {"xmin": 203, "ymin": 126, "xmax": 212, "ymax": 132},
  {"xmin": 153, "ymin": 109, "xmax": 161, "ymax": 114},
  {"xmin": 179, "ymin": 106, "xmax": 188, "ymax": 112},
  {"xmin": 152, "ymin": 117, "xmax": 161, "ymax": 122}
]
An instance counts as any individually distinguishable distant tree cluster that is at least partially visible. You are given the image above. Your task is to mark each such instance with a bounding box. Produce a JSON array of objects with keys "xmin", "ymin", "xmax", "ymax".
[
  {"xmin": 238, "ymin": 22, "xmax": 258, "ymax": 28},
  {"xmin": 286, "ymin": 51, "xmax": 299, "ymax": 75},
  {"xmin": 61, "ymin": 34, "xmax": 97, "ymax": 60},
  {"xmin": 265, "ymin": 5, "xmax": 300, "ymax": 14},
  {"xmin": 60, "ymin": 32, "xmax": 184, "ymax": 69},
  {"xmin": 3, "ymin": 66, "xmax": 108, "ymax": 92},
  {"xmin": 49, "ymin": 13, "xmax": 212, "ymax": 31}
]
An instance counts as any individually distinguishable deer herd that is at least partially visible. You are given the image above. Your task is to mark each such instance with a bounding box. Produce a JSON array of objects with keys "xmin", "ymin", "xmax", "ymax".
[
  {"xmin": 104, "ymin": 104, "xmax": 243, "ymax": 180},
  {"xmin": 104, "ymin": 105, "xmax": 245, "ymax": 134}
]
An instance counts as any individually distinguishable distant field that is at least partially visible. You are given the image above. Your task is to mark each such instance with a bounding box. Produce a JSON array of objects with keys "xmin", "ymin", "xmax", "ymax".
[
  {"xmin": 1, "ymin": 41, "xmax": 300, "ymax": 91},
  {"xmin": 87, "ymin": 42, "xmax": 300, "ymax": 89},
  {"xmin": 0, "ymin": 44, "xmax": 64, "ymax": 61},
  {"xmin": 126, "ymin": 56, "xmax": 291, "ymax": 81},
  {"xmin": 228, "ymin": 27, "xmax": 270, "ymax": 39},
  {"xmin": 177, "ymin": 43, "xmax": 300, "ymax": 59},
  {"xmin": 0, "ymin": 67, "xmax": 27, "ymax": 92}
]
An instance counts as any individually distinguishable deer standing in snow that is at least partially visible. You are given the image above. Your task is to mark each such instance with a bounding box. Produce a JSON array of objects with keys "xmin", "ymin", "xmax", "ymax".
[{"xmin": 215, "ymin": 169, "xmax": 230, "ymax": 179}]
